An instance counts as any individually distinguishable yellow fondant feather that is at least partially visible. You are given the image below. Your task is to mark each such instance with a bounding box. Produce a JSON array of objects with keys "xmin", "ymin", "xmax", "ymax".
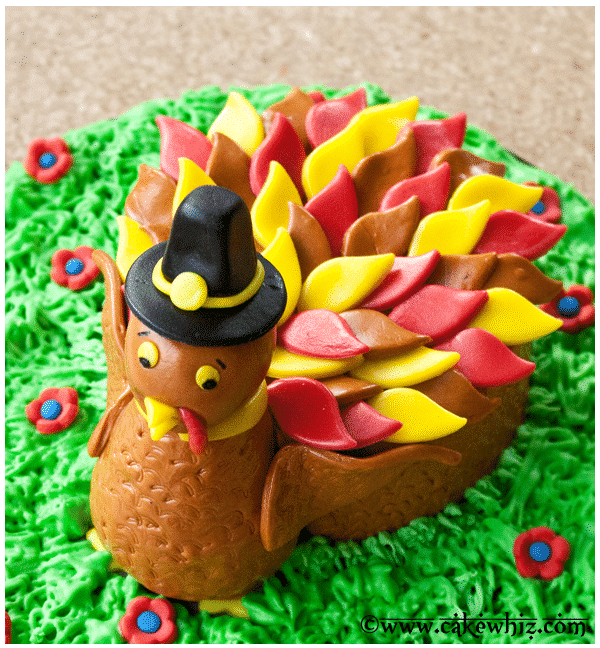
[
  {"xmin": 261, "ymin": 227, "xmax": 302, "ymax": 325},
  {"xmin": 251, "ymin": 162, "xmax": 302, "ymax": 249},
  {"xmin": 469, "ymin": 288, "xmax": 563, "ymax": 344},
  {"xmin": 116, "ymin": 215, "xmax": 154, "ymax": 281},
  {"xmin": 350, "ymin": 346, "xmax": 460, "ymax": 388},
  {"xmin": 368, "ymin": 388, "xmax": 467, "ymax": 443}
]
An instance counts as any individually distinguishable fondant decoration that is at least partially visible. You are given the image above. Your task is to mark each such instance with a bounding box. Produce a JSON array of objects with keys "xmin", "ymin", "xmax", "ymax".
[
  {"xmin": 40, "ymin": 399, "xmax": 62, "ymax": 419},
  {"xmin": 90, "ymin": 250, "xmax": 130, "ymax": 449},
  {"xmin": 524, "ymin": 183, "xmax": 562, "ymax": 223},
  {"xmin": 513, "ymin": 527, "xmax": 570, "ymax": 581},
  {"xmin": 91, "ymin": 242, "xmax": 290, "ymax": 601},
  {"xmin": 429, "ymin": 147, "xmax": 506, "ymax": 195},
  {"xmin": 360, "ymin": 250, "xmax": 441, "ymax": 311},
  {"xmin": 25, "ymin": 387, "xmax": 79, "ymax": 434},
  {"xmin": 261, "ymin": 227, "xmax": 302, "ymax": 325},
  {"xmin": 137, "ymin": 340, "xmax": 159, "ymax": 369},
  {"xmin": 320, "ymin": 375, "xmax": 383, "ymax": 405},
  {"xmin": 413, "ymin": 369, "xmax": 500, "ymax": 424},
  {"xmin": 205, "ymin": 132, "xmax": 255, "ymax": 212},
  {"xmin": 267, "ymin": 377, "xmax": 357, "ymax": 450},
  {"xmin": 119, "ymin": 597, "xmax": 178, "ymax": 644},
  {"xmin": 340, "ymin": 309, "xmax": 431, "ymax": 360},
  {"xmin": 302, "ymin": 96, "xmax": 419, "ymax": 198},
  {"xmin": 198, "ymin": 599, "xmax": 249, "ymax": 619},
  {"xmin": 155, "ymin": 115, "xmax": 212, "ymax": 180},
  {"xmin": 124, "ymin": 165, "xmax": 176, "ymax": 244},
  {"xmin": 268, "ymin": 346, "xmax": 364, "ymax": 379},
  {"xmin": 352, "ymin": 128, "xmax": 417, "ymax": 216},
  {"xmin": 51, "ymin": 246, "xmax": 100, "ymax": 290},
  {"xmin": 471, "ymin": 210, "xmax": 567, "ymax": 260},
  {"xmin": 305, "ymin": 87, "xmax": 367, "ymax": 149},
  {"xmin": 468, "ymin": 287, "xmax": 563, "ymax": 345},
  {"xmin": 137, "ymin": 397, "xmax": 179, "ymax": 441},
  {"xmin": 126, "ymin": 186, "xmax": 287, "ymax": 347},
  {"xmin": 172, "ymin": 157, "xmax": 215, "ymax": 216},
  {"xmin": 367, "ymin": 388, "xmax": 467, "ymax": 442},
  {"xmin": 341, "ymin": 197, "xmax": 421, "ymax": 257},
  {"xmin": 179, "ymin": 406, "xmax": 208, "ymax": 454},
  {"xmin": 350, "ymin": 346, "xmax": 460, "ymax": 388},
  {"xmin": 23, "ymin": 137, "xmax": 72, "ymax": 183},
  {"xmin": 447, "ymin": 174, "xmax": 543, "ymax": 213},
  {"xmin": 8, "ymin": 85, "xmax": 581, "ymax": 635},
  {"xmin": 407, "ymin": 200, "xmax": 492, "ymax": 256},
  {"xmin": 116, "ymin": 216, "xmax": 154, "ymax": 280},
  {"xmin": 262, "ymin": 87, "xmax": 316, "ymax": 152},
  {"xmin": 183, "ymin": 380, "xmax": 269, "ymax": 444},
  {"xmin": 529, "ymin": 201, "xmax": 545, "ymax": 215},
  {"xmin": 195, "ymin": 364, "xmax": 221, "ymax": 390},
  {"xmin": 540, "ymin": 285, "xmax": 595, "ymax": 333},
  {"xmin": 556, "ymin": 296, "xmax": 581, "ymax": 317},
  {"xmin": 286, "ymin": 203, "xmax": 332, "ymax": 281},
  {"xmin": 304, "ymin": 165, "xmax": 358, "ymax": 256},
  {"xmin": 339, "ymin": 400, "xmax": 402, "ymax": 449},
  {"xmin": 307, "ymin": 89, "xmax": 326, "ymax": 102},
  {"xmin": 152, "ymin": 261, "xmax": 212, "ymax": 311},
  {"xmin": 278, "ymin": 309, "xmax": 369, "ymax": 359},
  {"xmin": 297, "ymin": 254, "xmax": 395, "ymax": 313},
  {"xmin": 483, "ymin": 253, "xmax": 563, "ymax": 304},
  {"xmin": 435, "ymin": 328, "xmax": 536, "ymax": 388},
  {"xmin": 249, "ymin": 112, "xmax": 306, "ymax": 197},
  {"xmin": 379, "ymin": 161, "xmax": 451, "ymax": 218},
  {"xmin": 261, "ymin": 441, "xmax": 461, "ymax": 553},
  {"xmin": 5, "ymin": 611, "xmax": 11, "ymax": 644},
  {"xmin": 389, "ymin": 284, "xmax": 489, "ymax": 344},
  {"xmin": 207, "ymin": 91, "xmax": 264, "ymax": 156},
  {"xmin": 251, "ymin": 161, "xmax": 302, "ymax": 248},
  {"xmin": 426, "ymin": 253, "xmax": 498, "ymax": 290},
  {"xmin": 405, "ymin": 111, "xmax": 467, "ymax": 175}
]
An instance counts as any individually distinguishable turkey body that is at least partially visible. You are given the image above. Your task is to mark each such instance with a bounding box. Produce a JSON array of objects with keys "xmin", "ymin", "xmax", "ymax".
[{"xmin": 90, "ymin": 403, "xmax": 294, "ymax": 601}]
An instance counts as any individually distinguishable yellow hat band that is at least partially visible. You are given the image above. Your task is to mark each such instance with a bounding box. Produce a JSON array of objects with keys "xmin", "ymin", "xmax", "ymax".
[{"xmin": 152, "ymin": 257, "xmax": 265, "ymax": 311}]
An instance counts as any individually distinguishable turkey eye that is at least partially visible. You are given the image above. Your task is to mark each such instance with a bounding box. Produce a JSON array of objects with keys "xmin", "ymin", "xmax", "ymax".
[
  {"xmin": 196, "ymin": 365, "xmax": 220, "ymax": 390},
  {"xmin": 138, "ymin": 341, "xmax": 159, "ymax": 368}
]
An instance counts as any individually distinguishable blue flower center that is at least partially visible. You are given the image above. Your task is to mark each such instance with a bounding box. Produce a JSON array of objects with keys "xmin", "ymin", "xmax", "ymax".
[
  {"xmin": 136, "ymin": 610, "xmax": 162, "ymax": 634},
  {"xmin": 38, "ymin": 152, "xmax": 57, "ymax": 169},
  {"xmin": 65, "ymin": 258, "xmax": 84, "ymax": 276},
  {"xmin": 529, "ymin": 541, "xmax": 551, "ymax": 562},
  {"xmin": 557, "ymin": 296, "xmax": 581, "ymax": 318},
  {"xmin": 40, "ymin": 399, "xmax": 62, "ymax": 420},
  {"xmin": 530, "ymin": 200, "xmax": 546, "ymax": 215}
]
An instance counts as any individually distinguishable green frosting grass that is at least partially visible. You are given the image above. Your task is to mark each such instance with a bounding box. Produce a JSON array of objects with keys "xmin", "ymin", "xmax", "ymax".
[{"xmin": 6, "ymin": 84, "xmax": 594, "ymax": 644}]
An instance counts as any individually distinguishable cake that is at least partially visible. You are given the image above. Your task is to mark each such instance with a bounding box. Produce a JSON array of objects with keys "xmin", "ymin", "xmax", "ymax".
[{"xmin": 5, "ymin": 84, "xmax": 594, "ymax": 643}]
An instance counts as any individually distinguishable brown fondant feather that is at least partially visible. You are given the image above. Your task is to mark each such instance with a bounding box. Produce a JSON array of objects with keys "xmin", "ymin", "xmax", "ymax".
[
  {"xmin": 261, "ymin": 443, "xmax": 461, "ymax": 552},
  {"xmin": 483, "ymin": 253, "xmax": 563, "ymax": 303},
  {"xmin": 124, "ymin": 164, "xmax": 176, "ymax": 243},
  {"xmin": 413, "ymin": 369, "xmax": 501, "ymax": 424}
]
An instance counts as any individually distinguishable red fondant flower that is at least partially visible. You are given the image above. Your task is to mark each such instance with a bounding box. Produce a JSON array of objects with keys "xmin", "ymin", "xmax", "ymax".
[
  {"xmin": 50, "ymin": 246, "xmax": 100, "ymax": 290},
  {"xmin": 25, "ymin": 387, "xmax": 79, "ymax": 434},
  {"xmin": 119, "ymin": 597, "xmax": 177, "ymax": 644},
  {"xmin": 23, "ymin": 137, "xmax": 73, "ymax": 184},
  {"xmin": 513, "ymin": 527, "xmax": 570, "ymax": 580},
  {"xmin": 524, "ymin": 183, "xmax": 562, "ymax": 223},
  {"xmin": 540, "ymin": 285, "xmax": 595, "ymax": 333},
  {"xmin": 5, "ymin": 611, "xmax": 11, "ymax": 644}
]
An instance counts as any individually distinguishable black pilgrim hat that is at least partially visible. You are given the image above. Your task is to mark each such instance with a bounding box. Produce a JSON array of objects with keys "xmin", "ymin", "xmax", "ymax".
[{"xmin": 124, "ymin": 185, "xmax": 287, "ymax": 346}]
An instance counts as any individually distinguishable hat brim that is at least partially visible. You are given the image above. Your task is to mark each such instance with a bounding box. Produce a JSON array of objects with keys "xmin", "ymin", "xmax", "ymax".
[{"xmin": 125, "ymin": 242, "xmax": 287, "ymax": 346}]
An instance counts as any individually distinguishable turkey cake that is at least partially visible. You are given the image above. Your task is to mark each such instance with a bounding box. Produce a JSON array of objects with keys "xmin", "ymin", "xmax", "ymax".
[{"xmin": 5, "ymin": 84, "xmax": 594, "ymax": 643}]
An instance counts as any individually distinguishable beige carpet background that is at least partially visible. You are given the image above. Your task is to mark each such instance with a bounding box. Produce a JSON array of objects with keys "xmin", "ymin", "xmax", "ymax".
[{"xmin": 6, "ymin": 6, "xmax": 595, "ymax": 201}]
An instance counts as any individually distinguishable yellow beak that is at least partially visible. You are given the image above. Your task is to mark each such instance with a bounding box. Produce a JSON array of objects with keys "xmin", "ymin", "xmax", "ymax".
[{"xmin": 136, "ymin": 397, "xmax": 179, "ymax": 440}]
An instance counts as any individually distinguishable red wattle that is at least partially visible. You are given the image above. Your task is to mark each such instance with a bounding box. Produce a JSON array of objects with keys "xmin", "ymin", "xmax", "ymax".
[{"xmin": 178, "ymin": 407, "xmax": 208, "ymax": 455}]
